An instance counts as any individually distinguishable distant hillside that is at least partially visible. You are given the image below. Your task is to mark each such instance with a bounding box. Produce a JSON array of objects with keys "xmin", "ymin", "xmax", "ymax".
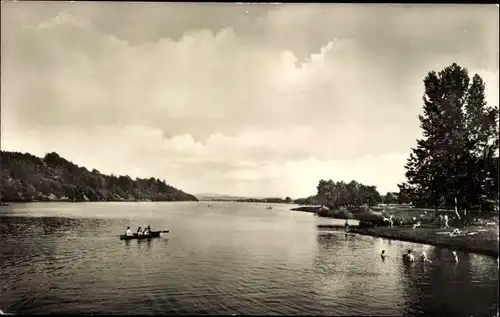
[
  {"xmin": 196, "ymin": 193, "xmax": 293, "ymax": 204},
  {"xmin": 195, "ymin": 193, "xmax": 251, "ymax": 201},
  {"xmin": 0, "ymin": 151, "xmax": 198, "ymax": 203}
]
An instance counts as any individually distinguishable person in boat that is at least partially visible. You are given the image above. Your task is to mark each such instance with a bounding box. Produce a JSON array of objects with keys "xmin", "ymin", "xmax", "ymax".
[
  {"xmin": 126, "ymin": 227, "xmax": 132, "ymax": 236},
  {"xmin": 143, "ymin": 226, "xmax": 150, "ymax": 235},
  {"xmin": 381, "ymin": 250, "xmax": 387, "ymax": 260},
  {"xmin": 403, "ymin": 250, "xmax": 415, "ymax": 262},
  {"xmin": 137, "ymin": 226, "xmax": 143, "ymax": 236}
]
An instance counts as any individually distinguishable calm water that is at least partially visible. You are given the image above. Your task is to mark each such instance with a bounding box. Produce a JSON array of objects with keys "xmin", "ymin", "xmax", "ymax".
[{"xmin": 0, "ymin": 202, "xmax": 498, "ymax": 316}]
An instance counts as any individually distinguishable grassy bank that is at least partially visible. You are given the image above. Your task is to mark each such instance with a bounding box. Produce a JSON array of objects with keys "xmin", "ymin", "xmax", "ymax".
[{"xmin": 350, "ymin": 225, "xmax": 499, "ymax": 258}]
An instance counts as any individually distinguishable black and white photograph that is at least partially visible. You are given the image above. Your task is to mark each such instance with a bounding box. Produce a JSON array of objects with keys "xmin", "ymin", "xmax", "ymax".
[{"xmin": 0, "ymin": 2, "xmax": 498, "ymax": 316}]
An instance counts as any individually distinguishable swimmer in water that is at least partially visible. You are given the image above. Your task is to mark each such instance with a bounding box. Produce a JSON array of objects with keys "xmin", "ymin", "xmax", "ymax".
[
  {"xmin": 381, "ymin": 250, "xmax": 387, "ymax": 260},
  {"xmin": 421, "ymin": 251, "xmax": 432, "ymax": 263},
  {"xmin": 403, "ymin": 250, "xmax": 415, "ymax": 262}
]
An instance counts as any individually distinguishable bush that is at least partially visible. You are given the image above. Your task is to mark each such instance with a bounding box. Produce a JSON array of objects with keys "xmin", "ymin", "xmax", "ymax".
[
  {"xmin": 354, "ymin": 210, "xmax": 389, "ymax": 225},
  {"xmin": 358, "ymin": 220, "xmax": 376, "ymax": 229},
  {"xmin": 317, "ymin": 206, "xmax": 355, "ymax": 219}
]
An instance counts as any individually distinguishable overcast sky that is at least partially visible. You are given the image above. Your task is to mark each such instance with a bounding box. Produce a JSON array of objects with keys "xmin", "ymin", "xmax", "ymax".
[{"xmin": 1, "ymin": 3, "xmax": 498, "ymax": 198}]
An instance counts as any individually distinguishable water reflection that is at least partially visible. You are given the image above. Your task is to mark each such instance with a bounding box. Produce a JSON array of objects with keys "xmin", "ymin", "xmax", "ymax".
[
  {"xmin": 399, "ymin": 246, "xmax": 499, "ymax": 317},
  {"xmin": 317, "ymin": 233, "xmax": 499, "ymax": 317},
  {"xmin": 0, "ymin": 203, "xmax": 498, "ymax": 316},
  {"xmin": 315, "ymin": 233, "xmax": 406, "ymax": 316}
]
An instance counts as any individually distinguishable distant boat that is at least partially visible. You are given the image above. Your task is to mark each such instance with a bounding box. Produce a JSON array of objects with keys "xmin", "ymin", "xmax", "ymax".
[{"xmin": 266, "ymin": 206, "xmax": 272, "ymax": 210}]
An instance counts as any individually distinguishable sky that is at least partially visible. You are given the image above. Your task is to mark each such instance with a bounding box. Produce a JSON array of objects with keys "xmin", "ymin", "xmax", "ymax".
[{"xmin": 1, "ymin": 3, "xmax": 499, "ymax": 198}]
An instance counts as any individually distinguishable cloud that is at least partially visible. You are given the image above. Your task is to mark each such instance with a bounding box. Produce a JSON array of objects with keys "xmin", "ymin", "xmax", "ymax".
[
  {"xmin": 5, "ymin": 125, "xmax": 409, "ymax": 198},
  {"xmin": 1, "ymin": 3, "xmax": 498, "ymax": 197}
]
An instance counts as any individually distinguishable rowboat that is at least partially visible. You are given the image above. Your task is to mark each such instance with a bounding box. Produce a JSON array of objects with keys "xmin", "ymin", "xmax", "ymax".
[{"xmin": 119, "ymin": 230, "xmax": 169, "ymax": 240}]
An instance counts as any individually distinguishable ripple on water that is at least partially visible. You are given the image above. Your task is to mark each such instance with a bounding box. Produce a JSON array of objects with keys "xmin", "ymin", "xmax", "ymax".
[{"xmin": 0, "ymin": 204, "xmax": 498, "ymax": 316}]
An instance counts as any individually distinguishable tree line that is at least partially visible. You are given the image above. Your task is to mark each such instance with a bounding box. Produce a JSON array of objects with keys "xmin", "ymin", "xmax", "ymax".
[
  {"xmin": 314, "ymin": 179, "xmax": 382, "ymax": 210},
  {"xmin": 236, "ymin": 197, "xmax": 293, "ymax": 203},
  {"xmin": 0, "ymin": 151, "xmax": 198, "ymax": 202},
  {"xmin": 308, "ymin": 63, "xmax": 498, "ymax": 214}
]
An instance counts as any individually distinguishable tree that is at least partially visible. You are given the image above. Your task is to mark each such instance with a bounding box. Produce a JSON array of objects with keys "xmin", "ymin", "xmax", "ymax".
[
  {"xmin": 396, "ymin": 184, "xmax": 412, "ymax": 204},
  {"xmin": 401, "ymin": 63, "xmax": 499, "ymax": 214},
  {"xmin": 462, "ymin": 75, "xmax": 499, "ymax": 213},
  {"xmin": 285, "ymin": 196, "xmax": 292, "ymax": 203},
  {"xmin": 363, "ymin": 185, "xmax": 382, "ymax": 207},
  {"xmin": 383, "ymin": 192, "xmax": 397, "ymax": 204},
  {"xmin": 316, "ymin": 179, "xmax": 382, "ymax": 210}
]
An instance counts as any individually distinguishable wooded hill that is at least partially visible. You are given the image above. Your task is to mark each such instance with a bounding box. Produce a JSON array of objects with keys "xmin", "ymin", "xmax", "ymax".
[{"xmin": 0, "ymin": 151, "xmax": 198, "ymax": 202}]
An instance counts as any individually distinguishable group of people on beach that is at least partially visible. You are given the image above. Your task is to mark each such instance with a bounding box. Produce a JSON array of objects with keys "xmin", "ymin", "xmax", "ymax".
[
  {"xmin": 380, "ymin": 249, "xmax": 459, "ymax": 263},
  {"xmin": 125, "ymin": 225, "xmax": 152, "ymax": 236}
]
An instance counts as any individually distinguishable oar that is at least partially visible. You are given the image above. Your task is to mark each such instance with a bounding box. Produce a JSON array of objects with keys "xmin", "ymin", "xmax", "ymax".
[{"xmin": 158, "ymin": 230, "xmax": 170, "ymax": 233}]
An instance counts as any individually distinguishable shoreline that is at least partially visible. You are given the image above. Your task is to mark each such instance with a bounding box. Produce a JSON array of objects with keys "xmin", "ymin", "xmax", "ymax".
[
  {"xmin": 349, "ymin": 227, "xmax": 499, "ymax": 258},
  {"xmin": 0, "ymin": 199, "xmax": 199, "ymax": 204}
]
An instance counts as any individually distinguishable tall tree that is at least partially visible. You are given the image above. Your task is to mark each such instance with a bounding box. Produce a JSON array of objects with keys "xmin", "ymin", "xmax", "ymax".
[{"xmin": 401, "ymin": 63, "xmax": 499, "ymax": 214}]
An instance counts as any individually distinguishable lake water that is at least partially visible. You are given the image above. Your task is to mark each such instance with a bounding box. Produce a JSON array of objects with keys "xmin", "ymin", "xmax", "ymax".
[{"xmin": 0, "ymin": 202, "xmax": 498, "ymax": 316}]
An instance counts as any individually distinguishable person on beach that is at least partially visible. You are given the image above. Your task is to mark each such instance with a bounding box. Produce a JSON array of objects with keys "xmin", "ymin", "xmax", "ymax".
[
  {"xmin": 437, "ymin": 214, "xmax": 443, "ymax": 228},
  {"xmin": 449, "ymin": 228, "xmax": 464, "ymax": 236},
  {"xmin": 381, "ymin": 250, "xmax": 387, "ymax": 260},
  {"xmin": 452, "ymin": 251, "xmax": 459, "ymax": 263},
  {"xmin": 444, "ymin": 214, "xmax": 449, "ymax": 228},
  {"xmin": 345, "ymin": 219, "xmax": 350, "ymax": 233},
  {"xmin": 389, "ymin": 215, "xmax": 394, "ymax": 228}
]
